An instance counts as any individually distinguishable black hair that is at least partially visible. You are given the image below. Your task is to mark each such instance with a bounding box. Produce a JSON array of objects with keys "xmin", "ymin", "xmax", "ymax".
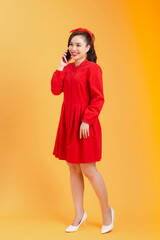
[{"xmin": 67, "ymin": 30, "xmax": 97, "ymax": 63}]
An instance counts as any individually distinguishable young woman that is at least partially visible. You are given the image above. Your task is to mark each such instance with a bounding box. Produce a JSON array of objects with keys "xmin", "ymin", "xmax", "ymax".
[{"xmin": 51, "ymin": 28, "xmax": 115, "ymax": 234}]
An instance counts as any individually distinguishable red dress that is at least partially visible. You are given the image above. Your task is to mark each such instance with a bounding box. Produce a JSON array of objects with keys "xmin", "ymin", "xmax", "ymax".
[{"xmin": 51, "ymin": 58, "xmax": 105, "ymax": 164}]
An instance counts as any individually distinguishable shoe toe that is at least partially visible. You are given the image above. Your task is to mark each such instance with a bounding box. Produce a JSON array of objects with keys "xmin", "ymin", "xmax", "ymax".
[
  {"xmin": 65, "ymin": 225, "xmax": 78, "ymax": 232},
  {"xmin": 101, "ymin": 225, "xmax": 113, "ymax": 233}
]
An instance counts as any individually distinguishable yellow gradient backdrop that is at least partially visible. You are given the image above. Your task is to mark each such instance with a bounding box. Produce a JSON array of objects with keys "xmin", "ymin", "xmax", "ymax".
[{"xmin": 0, "ymin": 0, "xmax": 160, "ymax": 239}]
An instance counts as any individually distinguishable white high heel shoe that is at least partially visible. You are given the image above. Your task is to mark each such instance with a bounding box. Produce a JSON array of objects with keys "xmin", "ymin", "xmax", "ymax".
[
  {"xmin": 101, "ymin": 207, "xmax": 115, "ymax": 234},
  {"xmin": 65, "ymin": 210, "xmax": 87, "ymax": 232}
]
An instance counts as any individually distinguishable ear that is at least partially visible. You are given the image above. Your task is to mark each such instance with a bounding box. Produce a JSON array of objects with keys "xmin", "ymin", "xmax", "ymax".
[{"xmin": 86, "ymin": 45, "xmax": 91, "ymax": 53}]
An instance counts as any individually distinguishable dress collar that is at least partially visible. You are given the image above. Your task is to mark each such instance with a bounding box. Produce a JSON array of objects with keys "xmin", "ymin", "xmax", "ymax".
[{"xmin": 72, "ymin": 58, "xmax": 88, "ymax": 68}]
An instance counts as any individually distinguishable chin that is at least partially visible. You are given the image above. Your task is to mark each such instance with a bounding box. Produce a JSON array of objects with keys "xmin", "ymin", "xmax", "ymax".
[
  {"xmin": 74, "ymin": 57, "xmax": 81, "ymax": 61},
  {"xmin": 75, "ymin": 56, "xmax": 83, "ymax": 60}
]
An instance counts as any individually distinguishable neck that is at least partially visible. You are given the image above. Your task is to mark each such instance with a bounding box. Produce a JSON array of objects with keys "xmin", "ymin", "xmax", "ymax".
[{"xmin": 74, "ymin": 57, "xmax": 86, "ymax": 66}]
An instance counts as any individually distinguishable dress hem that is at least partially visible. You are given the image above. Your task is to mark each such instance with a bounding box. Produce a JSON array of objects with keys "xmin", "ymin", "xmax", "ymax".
[{"xmin": 53, "ymin": 153, "xmax": 101, "ymax": 164}]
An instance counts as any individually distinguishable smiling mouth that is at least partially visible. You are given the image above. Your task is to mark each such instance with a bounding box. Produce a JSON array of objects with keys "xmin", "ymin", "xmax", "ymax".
[{"xmin": 72, "ymin": 53, "xmax": 79, "ymax": 56}]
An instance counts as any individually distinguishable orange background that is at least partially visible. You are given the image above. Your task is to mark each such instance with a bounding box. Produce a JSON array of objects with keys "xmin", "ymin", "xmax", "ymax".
[{"xmin": 0, "ymin": 0, "xmax": 160, "ymax": 239}]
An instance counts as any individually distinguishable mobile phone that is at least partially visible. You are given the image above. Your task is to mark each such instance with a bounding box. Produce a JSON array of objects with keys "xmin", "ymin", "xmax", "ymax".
[{"xmin": 62, "ymin": 49, "xmax": 71, "ymax": 63}]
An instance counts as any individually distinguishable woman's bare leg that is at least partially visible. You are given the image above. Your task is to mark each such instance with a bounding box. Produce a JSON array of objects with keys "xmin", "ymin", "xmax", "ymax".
[
  {"xmin": 80, "ymin": 162, "xmax": 111, "ymax": 225},
  {"xmin": 67, "ymin": 162, "xmax": 85, "ymax": 226}
]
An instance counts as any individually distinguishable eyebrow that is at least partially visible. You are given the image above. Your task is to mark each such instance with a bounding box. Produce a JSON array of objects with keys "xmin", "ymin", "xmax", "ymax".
[{"xmin": 70, "ymin": 42, "xmax": 82, "ymax": 44}]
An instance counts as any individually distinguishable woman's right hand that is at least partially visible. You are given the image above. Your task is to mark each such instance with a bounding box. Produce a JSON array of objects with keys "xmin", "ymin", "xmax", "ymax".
[{"xmin": 58, "ymin": 50, "xmax": 72, "ymax": 70}]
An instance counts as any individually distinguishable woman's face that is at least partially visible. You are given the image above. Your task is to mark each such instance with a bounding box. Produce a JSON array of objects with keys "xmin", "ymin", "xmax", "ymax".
[{"xmin": 69, "ymin": 35, "xmax": 90, "ymax": 60}]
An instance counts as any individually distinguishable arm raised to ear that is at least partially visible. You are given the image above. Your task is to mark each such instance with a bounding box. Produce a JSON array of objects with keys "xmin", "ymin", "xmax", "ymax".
[{"xmin": 51, "ymin": 68, "xmax": 65, "ymax": 95}]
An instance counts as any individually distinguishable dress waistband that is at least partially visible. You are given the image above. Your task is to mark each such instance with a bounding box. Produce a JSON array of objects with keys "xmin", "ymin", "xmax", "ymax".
[{"xmin": 63, "ymin": 101, "xmax": 89, "ymax": 106}]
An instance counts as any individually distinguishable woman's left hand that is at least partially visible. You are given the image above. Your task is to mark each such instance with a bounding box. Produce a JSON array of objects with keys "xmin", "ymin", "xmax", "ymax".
[{"xmin": 79, "ymin": 122, "xmax": 89, "ymax": 139}]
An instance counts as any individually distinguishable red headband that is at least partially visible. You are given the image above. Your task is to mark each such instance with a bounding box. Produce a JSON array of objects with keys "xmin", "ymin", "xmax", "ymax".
[{"xmin": 69, "ymin": 28, "xmax": 93, "ymax": 46}]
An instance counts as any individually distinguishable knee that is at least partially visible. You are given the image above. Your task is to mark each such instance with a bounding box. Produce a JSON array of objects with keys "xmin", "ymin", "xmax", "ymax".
[
  {"xmin": 80, "ymin": 164, "xmax": 97, "ymax": 179},
  {"xmin": 67, "ymin": 162, "xmax": 81, "ymax": 174}
]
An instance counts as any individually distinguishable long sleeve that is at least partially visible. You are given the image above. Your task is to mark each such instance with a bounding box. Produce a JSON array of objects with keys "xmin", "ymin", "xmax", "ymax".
[
  {"xmin": 81, "ymin": 64, "xmax": 105, "ymax": 125},
  {"xmin": 51, "ymin": 69, "xmax": 65, "ymax": 95}
]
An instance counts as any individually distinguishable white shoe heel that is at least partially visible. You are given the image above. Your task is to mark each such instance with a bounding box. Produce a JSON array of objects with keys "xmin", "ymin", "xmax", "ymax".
[
  {"xmin": 101, "ymin": 207, "xmax": 115, "ymax": 234},
  {"xmin": 65, "ymin": 211, "xmax": 87, "ymax": 232}
]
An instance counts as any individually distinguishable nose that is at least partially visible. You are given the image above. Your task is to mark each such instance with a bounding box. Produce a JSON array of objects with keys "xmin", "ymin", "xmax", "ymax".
[{"xmin": 72, "ymin": 46, "xmax": 77, "ymax": 51}]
